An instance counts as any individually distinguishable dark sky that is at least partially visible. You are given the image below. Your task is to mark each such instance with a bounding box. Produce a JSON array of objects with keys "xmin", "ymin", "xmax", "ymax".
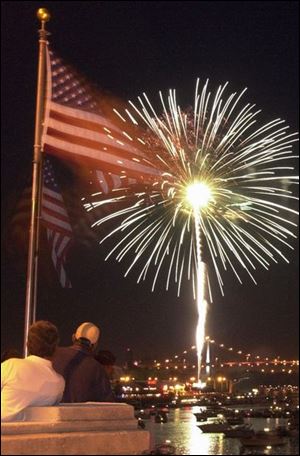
[{"xmin": 2, "ymin": 1, "xmax": 299, "ymax": 362}]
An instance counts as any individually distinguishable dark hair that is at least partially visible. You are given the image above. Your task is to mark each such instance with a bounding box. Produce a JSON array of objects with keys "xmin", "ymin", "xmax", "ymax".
[
  {"xmin": 76, "ymin": 337, "xmax": 92, "ymax": 348},
  {"xmin": 27, "ymin": 320, "xmax": 59, "ymax": 358},
  {"xmin": 1, "ymin": 348, "xmax": 22, "ymax": 363},
  {"xmin": 95, "ymin": 350, "xmax": 116, "ymax": 366}
]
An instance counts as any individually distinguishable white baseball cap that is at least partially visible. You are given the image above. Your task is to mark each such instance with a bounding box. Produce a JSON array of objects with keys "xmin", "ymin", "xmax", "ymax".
[{"xmin": 75, "ymin": 322, "xmax": 100, "ymax": 345}]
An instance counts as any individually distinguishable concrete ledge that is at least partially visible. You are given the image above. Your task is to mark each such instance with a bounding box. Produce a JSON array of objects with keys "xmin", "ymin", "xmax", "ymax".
[
  {"xmin": 22, "ymin": 403, "xmax": 133, "ymax": 422},
  {"xmin": 2, "ymin": 419, "xmax": 138, "ymax": 434},
  {"xmin": 1, "ymin": 404, "xmax": 150, "ymax": 455},
  {"xmin": 2, "ymin": 430, "xmax": 150, "ymax": 455}
]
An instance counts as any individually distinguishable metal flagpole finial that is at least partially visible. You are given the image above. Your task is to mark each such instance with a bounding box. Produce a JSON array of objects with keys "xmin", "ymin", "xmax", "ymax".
[{"xmin": 37, "ymin": 8, "xmax": 51, "ymax": 23}]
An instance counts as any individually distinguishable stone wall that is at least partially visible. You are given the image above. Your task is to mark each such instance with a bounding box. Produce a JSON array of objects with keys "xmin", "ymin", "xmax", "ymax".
[{"xmin": 1, "ymin": 403, "xmax": 150, "ymax": 455}]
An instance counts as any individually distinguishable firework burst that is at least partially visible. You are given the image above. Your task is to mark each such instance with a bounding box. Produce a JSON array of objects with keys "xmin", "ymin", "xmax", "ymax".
[{"xmin": 86, "ymin": 79, "xmax": 299, "ymax": 382}]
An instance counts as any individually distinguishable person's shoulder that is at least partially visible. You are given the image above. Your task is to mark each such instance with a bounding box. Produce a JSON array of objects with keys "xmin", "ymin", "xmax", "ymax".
[
  {"xmin": 2, "ymin": 357, "xmax": 24, "ymax": 368},
  {"xmin": 80, "ymin": 353, "xmax": 104, "ymax": 370},
  {"xmin": 1, "ymin": 357, "xmax": 25, "ymax": 377}
]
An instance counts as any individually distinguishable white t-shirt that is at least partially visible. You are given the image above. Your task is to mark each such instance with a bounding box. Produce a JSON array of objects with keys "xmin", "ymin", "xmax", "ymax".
[{"xmin": 1, "ymin": 355, "xmax": 65, "ymax": 422}]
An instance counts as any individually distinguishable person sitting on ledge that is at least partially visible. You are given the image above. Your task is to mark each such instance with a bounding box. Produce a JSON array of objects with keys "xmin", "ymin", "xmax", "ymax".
[
  {"xmin": 52, "ymin": 322, "xmax": 114, "ymax": 403},
  {"xmin": 1, "ymin": 321, "xmax": 65, "ymax": 422}
]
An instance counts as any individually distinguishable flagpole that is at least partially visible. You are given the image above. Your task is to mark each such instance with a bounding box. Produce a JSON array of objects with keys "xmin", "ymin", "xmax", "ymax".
[{"xmin": 23, "ymin": 8, "xmax": 50, "ymax": 356}]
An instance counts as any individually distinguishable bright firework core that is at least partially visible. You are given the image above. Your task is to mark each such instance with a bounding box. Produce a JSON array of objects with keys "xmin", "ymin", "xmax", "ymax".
[{"xmin": 186, "ymin": 182, "xmax": 212, "ymax": 209}]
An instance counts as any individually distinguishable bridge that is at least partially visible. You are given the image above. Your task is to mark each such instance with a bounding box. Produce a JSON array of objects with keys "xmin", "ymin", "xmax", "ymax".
[{"xmin": 127, "ymin": 337, "xmax": 299, "ymax": 386}]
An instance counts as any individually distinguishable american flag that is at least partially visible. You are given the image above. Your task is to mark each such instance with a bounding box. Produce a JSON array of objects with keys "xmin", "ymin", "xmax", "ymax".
[
  {"xmin": 42, "ymin": 48, "xmax": 161, "ymax": 195},
  {"xmin": 41, "ymin": 155, "xmax": 72, "ymax": 288}
]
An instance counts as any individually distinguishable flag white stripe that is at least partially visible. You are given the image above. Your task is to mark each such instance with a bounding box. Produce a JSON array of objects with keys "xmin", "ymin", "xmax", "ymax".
[
  {"xmin": 43, "ymin": 186, "xmax": 64, "ymax": 202},
  {"xmin": 56, "ymin": 235, "xmax": 71, "ymax": 257},
  {"xmin": 60, "ymin": 266, "xmax": 67, "ymax": 287},
  {"xmin": 52, "ymin": 251, "xmax": 57, "ymax": 268},
  {"xmin": 42, "ymin": 198, "xmax": 69, "ymax": 217},
  {"xmin": 42, "ymin": 211, "xmax": 72, "ymax": 232},
  {"xmin": 53, "ymin": 232, "xmax": 61, "ymax": 252},
  {"xmin": 96, "ymin": 171, "xmax": 109, "ymax": 193}
]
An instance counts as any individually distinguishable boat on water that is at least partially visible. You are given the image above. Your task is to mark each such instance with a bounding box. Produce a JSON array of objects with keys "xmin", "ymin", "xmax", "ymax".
[
  {"xmin": 224, "ymin": 424, "xmax": 254, "ymax": 438},
  {"xmin": 194, "ymin": 406, "xmax": 224, "ymax": 421},
  {"xmin": 155, "ymin": 412, "xmax": 168, "ymax": 423},
  {"xmin": 194, "ymin": 411, "xmax": 219, "ymax": 421},
  {"xmin": 135, "ymin": 409, "xmax": 151, "ymax": 420},
  {"xmin": 149, "ymin": 443, "xmax": 176, "ymax": 455},
  {"xmin": 226, "ymin": 416, "xmax": 244, "ymax": 425},
  {"xmin": 198, "ymin": 419, "xmax": 231, "ymax": 433},
  {"xmin": 137, "ymin": 418, "xmax": 146, "ymax": 429}
]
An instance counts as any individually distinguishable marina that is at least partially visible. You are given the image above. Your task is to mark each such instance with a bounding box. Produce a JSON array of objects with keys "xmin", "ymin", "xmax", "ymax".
[{"xmin": 145, "ymin": 407, "xmax": 299, "ymax": 455}]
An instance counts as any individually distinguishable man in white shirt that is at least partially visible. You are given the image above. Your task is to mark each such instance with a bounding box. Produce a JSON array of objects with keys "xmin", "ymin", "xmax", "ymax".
[{"xmin": 1, "ymin": 321, "xmax": 65, "ymax": 422}]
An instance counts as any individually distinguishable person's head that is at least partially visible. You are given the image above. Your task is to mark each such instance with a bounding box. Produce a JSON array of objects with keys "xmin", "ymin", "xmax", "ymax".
[
  {"xmin": 95, "ymin": 350, "xmax": 116, "ymax": 377},
  {"xmin": 72, "ymin": 322, "xmax": 100, "ymax": 352},
  {"xmin": 27, "ymin": 320, "xmax": 60, "ymax": 359},
  {"xmin": 1, "ymin": 348, "xmax": 22, "ymax": 363}
]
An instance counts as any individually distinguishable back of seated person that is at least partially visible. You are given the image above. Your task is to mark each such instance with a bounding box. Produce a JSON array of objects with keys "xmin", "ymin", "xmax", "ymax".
[
  {"xmin": 94, "ymin": 350, "xmax": 116, "ymax": 379},
  {"xmin": 1, "ymin": 321, "xmax": 65, "ymax": 422},
  {"xmin": 52, "ymin": 322, "xmax": 114, "ymax": 403}
]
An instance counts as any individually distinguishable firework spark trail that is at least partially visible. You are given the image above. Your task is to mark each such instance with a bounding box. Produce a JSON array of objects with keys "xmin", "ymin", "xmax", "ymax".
[
  {"xmin": 194, "ymin": 209, "xmax": 208, "ymax": 383},
  {"xmin": 85, "ymin": 79, "xmax": 298, "ymax": 383}
]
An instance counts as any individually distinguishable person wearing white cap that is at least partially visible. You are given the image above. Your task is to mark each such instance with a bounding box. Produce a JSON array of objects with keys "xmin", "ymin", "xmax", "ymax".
[
  {"xmin": 52, "ymin": 322, "xmax": 114, "ymax": 403},
  {"xmin": 75, "ymin": 322, "xmax": 100, "ymax": 346}
]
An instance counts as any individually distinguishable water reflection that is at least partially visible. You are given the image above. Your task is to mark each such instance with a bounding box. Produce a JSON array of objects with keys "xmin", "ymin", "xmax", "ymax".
[
  {"xmin": 189, "ymin": 418, "xmax": 210, "ymax": 455},
  {"xmin": 147, "ymin": 407, "xmax": 299, "ymax": 455}
]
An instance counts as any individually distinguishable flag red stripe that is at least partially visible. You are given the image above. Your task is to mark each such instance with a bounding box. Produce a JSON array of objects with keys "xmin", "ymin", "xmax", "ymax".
[
  {"xmin": 49, "ymin": 109, "xmax": 138, "ymax": 148},
  {"xmin": 42, "ymin": 206, "xmax": 72, "ymax": 228},
  {"xmin": 46, "ymin": 126, "xmax": 144, "ymax": 163}
]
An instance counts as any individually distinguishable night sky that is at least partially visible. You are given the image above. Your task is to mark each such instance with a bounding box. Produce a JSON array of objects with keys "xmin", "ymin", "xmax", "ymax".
[{"xmin": 2, "ymin": 1, "xmax": 299, "ymax": 362}]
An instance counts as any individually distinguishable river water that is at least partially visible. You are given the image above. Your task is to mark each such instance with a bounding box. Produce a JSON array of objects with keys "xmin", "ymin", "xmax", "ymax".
[{"xmin": 147, "ymin": 407, "xmax": 299, "ymax": 455}]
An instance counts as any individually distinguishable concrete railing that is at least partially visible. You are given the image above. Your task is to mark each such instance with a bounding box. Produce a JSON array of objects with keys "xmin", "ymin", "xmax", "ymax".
[{"xmin": 1, "ymin": 403, "xmax": 150, "ymax": 455}]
